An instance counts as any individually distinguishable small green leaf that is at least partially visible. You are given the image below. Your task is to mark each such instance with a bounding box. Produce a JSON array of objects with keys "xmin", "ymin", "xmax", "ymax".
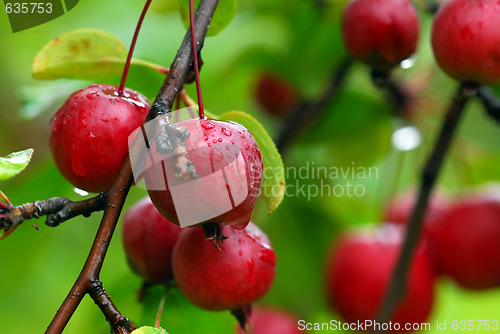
[
  {"xmin": 131, "ymin": 326, "xmax": 169, "ymax": 334},
  {"xmin": 179, "ymin": 0, "xmax": 236, "ymax": 37},
  {"xmin": 0, "ymin": 149, "xmax": 34, "ymax": 181},
  {"xmin": 219, "ymin": 111, "xmax": 285, "ymax": 213},
  {"xmin": 32, "ymin": 29, "xmax": 166, "ymax": 81}
]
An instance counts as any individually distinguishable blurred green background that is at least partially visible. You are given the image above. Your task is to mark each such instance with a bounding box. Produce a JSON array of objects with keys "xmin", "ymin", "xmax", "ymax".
[{"xmin": 1, "ymin": 0, "xmax": 500, "ymax": 333}]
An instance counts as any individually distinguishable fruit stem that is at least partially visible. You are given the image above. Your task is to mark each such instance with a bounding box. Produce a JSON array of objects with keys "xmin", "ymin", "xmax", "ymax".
[
  {"xmin": 117, "ymin": 0, "xmax": 153, "ymax": 97},
  {"xmin": 189, "ymin": 0, "xmax": 205, "ymax": 119},
  {"xmin": 375, "ymin": 82, "xmax": 477, "ymax": 332},
  {"xmin": 477, "ymin": 86, "xmax": 500, "ymax": 124},
  {"xmin": 155, "ymin": 287, "xmax": 169, "ymax": 328}
]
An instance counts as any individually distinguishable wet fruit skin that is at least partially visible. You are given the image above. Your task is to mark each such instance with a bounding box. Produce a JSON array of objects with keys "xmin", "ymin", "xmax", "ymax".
[
  {"xmin": 236, "ymin": 308, "xmax": 303, "ymax": 334},
  {"xmin": 172, "ymin": 222, "xmax": 276, "ymax": 311},
  {"xmin": 432, "ymin": 0, "xmax": 500, "ymax": 86},
  {"xmin": 145, "ymin": 118, "xmax": 263, "ymax": 230},
  {"xmin": 255, "ymin": 73, "xmax": 298, "ymax": 116},
  {"xmin": 325, "ymin": 225, "xmax": 435, "ymax": 331},
  {"xmin": 342, "ymin": 0, "xmax": 419, "ymax": 71},
  {"xmin": 427, "ymin": 187, "xmax": 500, "ymax": 289},
  {"xmin": 122, "ymin": 196, "xmax": 182, "ymax": 285},
  {"xmin": 50, "ymin": 84, "xmax": 149, "ymax": 193}
]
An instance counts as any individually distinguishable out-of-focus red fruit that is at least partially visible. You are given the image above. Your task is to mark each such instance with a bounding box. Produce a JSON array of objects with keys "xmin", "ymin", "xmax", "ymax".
[
  {"xmin": 236, "ymin": 308, "xmax": 303, "ymax": 334},
  {"xmin": 427, "ymin": 185, "xmax": 500, "ymax": 289},
  {"xmin": 255, "ymin": 73, "xmax": 299, "ymax": 116},
  {"xmin": 325, "ymin": 224, "xmax": 435, "ymax": 332},
  {"xmin": 172, "ymin": 222, "xmax": 276, "ymax": 311},
  {"xmin": 50, "ymin": 84, "xmax": 149, "ymax": 193},
  {"xmin": 122, "ymin": 197, "xmax": 182, "ymax": 285},
  {"xmin": 145, "ymin": 118, "xmax": 263, "ymax": 230},
  {"xmin": 342, "ymin": 0, "xmax": 419, "ymax": 71},
  {"xmin": 432, "ymin": 0, "xmax": 500, "ymax": 86}
]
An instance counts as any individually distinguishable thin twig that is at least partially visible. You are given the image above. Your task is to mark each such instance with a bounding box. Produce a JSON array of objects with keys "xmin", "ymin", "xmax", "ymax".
[
  {"xmin": 276, "ymin": 57, "xmax": 353, "ymax": 153},
  {"xmin": 155, "ymin": 287, "xmax": 169, "ymax": 328},
  {"xmin": 45, "ymin": 0, "xmax": 219, "ymax": 333},
  {"xmin": 476, "ymin": 86, "xmax": 500, "ymax": 123},
  {"xmin": 371, "ymin": 70, "xmax": 413, "ymax": 119},
  {"xmin": 374, "ymin": 82, "xmax": 477, "ymax": 332}
]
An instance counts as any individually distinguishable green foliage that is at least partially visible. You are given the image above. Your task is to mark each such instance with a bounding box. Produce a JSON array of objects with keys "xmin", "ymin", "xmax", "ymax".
[
  {"xmin": 0, "ymin": 148, "xmax": 34, "ymax": 181},
  {"xmin": 32, "ymin": 29, "xmax": 165, "ymax": 81},
  {"xmin": 219, "ymin": 110, "xmax": 285, "ymax": 213},
  {"xmin": 179, "ymin": 0, "xmax": 236, "ymax": 37}
]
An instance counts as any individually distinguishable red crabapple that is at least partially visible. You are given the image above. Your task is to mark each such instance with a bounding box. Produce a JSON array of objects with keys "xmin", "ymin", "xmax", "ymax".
[
  {"xmin": 255, "ymin": 73, "xmax": 299, "ymax": 116},
  {"xmin": 342, "ymin": 0, "xmax": 419, "ymax": 71},
  {"xmin": 122, "ymin": 196, "xmax": 182, "ymax": 285},
  {"xmin": 325, "ymin": 224, "xmax": 435, "ymax": 331},
  {"xmin": 236, "ymin": 307, "xmax": 303, "ymax": 334},
  {"xmin": 145, "ymin": 118, "xmax": 263, "ymax": 230},
  {"xmin": 50, "ymin": 84, "xmax": 149, "ymax": 193},
  {"xmin": 172, "ymin": 222, "xmax": 276, "ymax": 311},
  {"xmin": 432, "ymin": 0, "xmax": 500, "ymax": 86},
  {"xmin": 427, "ymin": 185, "xmax": 500, "ymax": 289}
]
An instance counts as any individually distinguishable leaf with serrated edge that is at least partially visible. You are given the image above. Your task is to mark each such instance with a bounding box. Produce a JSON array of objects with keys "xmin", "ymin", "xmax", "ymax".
[
  {"xmin": 179, "ymin": 0, "xmax": 236, "ymax": 37},
  {"xmin": 32, "ymin": 29, "xmax": 166, "ymax": 81},
  {"xmin": 219, "ymin": 111, "xmax": 285, "ymax": 213},
  {"xmin": 0, "ymin": 149, "xmax": 34, "ymax": 181},
  {"xmin": 131, "ymin": 326, "xmax": 169, "ymax": 334}
]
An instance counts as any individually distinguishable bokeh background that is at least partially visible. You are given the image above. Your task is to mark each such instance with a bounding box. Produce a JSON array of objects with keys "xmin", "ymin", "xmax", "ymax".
[{"xmin": 1, "ymin": 0, "xmax": 500, "ymax": 333}]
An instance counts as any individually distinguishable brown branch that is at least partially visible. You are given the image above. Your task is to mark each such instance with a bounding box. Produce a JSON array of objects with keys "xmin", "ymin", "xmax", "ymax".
[
  {"xmin": 45, "ymin": 0, "xmax": 220, "ymax": 333},
  {"xmin": 374, "ymin": 82, "xmax": 477, "ymax": 332},
  {"xmin": 276, "ymin": 56, "xmax": 353, "ymax": 153}
]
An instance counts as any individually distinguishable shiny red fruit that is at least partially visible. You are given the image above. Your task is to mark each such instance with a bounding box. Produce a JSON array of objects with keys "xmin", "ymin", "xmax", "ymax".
[
  {"xmin": 432, "ymin": 0, "xmax": 500, "ymax": 86},
  {"xmin": 50, "ymin": 84, "xmax": 149, "ymax": 193},
  {"xmin": 236, "ymin": 308, "xmax": 302, "ymax": 334},
  {"xmin": 255, "ymin": 73, "xmax": 298, "ymax": 116},
  {"xmin": 427, "ymin": 186, "xmax": 500, "ymax": 289},
  {"xmin": 342, "ymin": 0, "xmax": 419, "ymax": 71},
  {"xmin": 122, "ymin": 197, "xmax": 182, "ymax": 285},
  {"xmin": 145, "ymin": 118, "xmax": 263, "ymax": 230},
  {"xmin": 326, "ymin": 225, "xmax": 435, "ymax": 332},
  {"xmin": 172, "ymin": 222, "xmax": 276, "ymax": 311}
]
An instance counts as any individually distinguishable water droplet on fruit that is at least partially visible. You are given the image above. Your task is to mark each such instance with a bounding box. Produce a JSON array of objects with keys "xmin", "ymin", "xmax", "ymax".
[
  {"xmin": 70, "ymin": 103, "xmax": 77, "ymax": 110},
  {"xmin": 63, "ymin": 115, "xmax": 71, "ymax": 125},
  {"xmin": 238, "ymin": 131, "xmax": 246, "ymax": 139},
  {"xmin": 88, "ymin": 132, "xmax": 96, "ymax": 142},
  {"xmin": 218, "ymin": 138, "xmax": 223, "ymax": 143},
  {"xmin": 238, "ymin": 250, "xmax": 243, "ymax": 256},
  {"xmin": 201, "ymin": 122, "xmax": 215, "ymax": 130},
  {"xmin": 226, "ymin": 145, "xmax": 231, "ymax": 151},
  {"xmin": 204, "ymin": 135, "xmax": 209, "ymax": 141},
  {"xmin": 213, "ymin": 139, "xmax": 217, "ymax": 143},
  {"xmin": 221, "ymin": 127, "xmax": 232, "ymax": 136},
  {"xmin": 231, "ymin": 140, "xmax": 235, "ymax": 145},
  {"xmin": 247, "ymin": 258, "xmax": 255, "ymax": 271},
  {"xmin": 212, "ymin": 147, "xmax": 224, "ymax": 162},
  {"xmin": 259, "ymin": 247, "xmax": 276, "ymax": 265},
  {"xmin": 244, "ymin": 143, "xmax": 250, "ymax": 150},
  {"xmin": 86, "ymin": 91, "xmax": 99, "ymax": 100}
]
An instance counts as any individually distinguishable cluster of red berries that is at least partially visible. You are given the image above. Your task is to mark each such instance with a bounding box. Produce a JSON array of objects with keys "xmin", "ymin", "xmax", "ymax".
[
  {"xmin": 326, "ymin": 184, "xmax": 500, "ymax": 331},
  {"xmin": 122, "ymin": 197, "xmax": 276, "ymax": 313}
]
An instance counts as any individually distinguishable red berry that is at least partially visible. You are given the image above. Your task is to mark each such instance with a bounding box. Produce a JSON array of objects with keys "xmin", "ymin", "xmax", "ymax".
[
  {"xmin": 236, "ymin": 308, "xmax": 302, "ymax": 334},
  {"xmin": 50, "ymin": 84, "xmax": 149, "ymax": 193},
  {"xmin": 172, "ymin": 222, "xmax": 276, "ymax": 311},
  {"xmin": 432, "ymin": 0, "xmax": 500, "ymax": 86},
  {"xmin": 122, "ymin": 197, "xmax": 182, "ymax": 284},
  {"xmin": 342, "ymin": 0, "xmax": 419, "ymax": 71},
  {"xmin": 255, "ymin": 73, "xmax": 298, "ymax": 116},
  {"xmin": 325, "ymin": 225, "xmax": 435, "ymax": 331},
  {"xmin": 384, "ymin": 191, "xmax": 450, "ymax": 235},
  {"xmin": 427, "ymin": 186, "xmax": 500, "ymax": 289},
  {"xmin": 145, "ymin": 118, "xmax": 263, "ymax": 230}
]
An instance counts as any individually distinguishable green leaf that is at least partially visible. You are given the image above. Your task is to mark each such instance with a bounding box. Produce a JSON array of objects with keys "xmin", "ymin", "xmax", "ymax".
[
  {"xmin": 0, "ymin": 149, "xmax": 34, "ymax": 181},
  {"xmin": 131, "ymin": 326, "xmax": 169, "ymax": 334},
  {"xmin": 219, "ymin": 111, "xmax": 285, "ymax": 213},
  {"xmin": 179, "ymin": 0, "xmax": 236, "ymax": 37},
  {"xmin": 32, "ymin": 29, "xmax": 166, "ymax": 81}
]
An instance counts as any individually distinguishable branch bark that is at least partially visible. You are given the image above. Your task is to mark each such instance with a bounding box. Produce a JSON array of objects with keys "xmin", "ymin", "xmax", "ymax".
[
  {"xmin": 374, "ymin": 82, "xmax": 477, "ymax": 332},
  {"xmin": 45, "ymin": 0, "xmax": 219, "ymax": 332}
]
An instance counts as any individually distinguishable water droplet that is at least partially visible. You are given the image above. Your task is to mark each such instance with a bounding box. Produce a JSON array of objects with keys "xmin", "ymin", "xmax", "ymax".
[
  {"xmin": 247, "ymin": 258, "xmax": 255, "ymax": 271},
  {"xmin": 88, "ymin": 132, "xmax": 96, "ymax": 142},
  {"xmin": 86, "ymin": 91, "xmax": 99, "ymax": 100},
  {"xmin": 212, "ymin": 147, "xmax": 224, "ymax": 162},
  {"xmin": 238, "ymin": 250, "xmax": 243, "ymax": 256},
  {"xmin": 63, "ymin": 115, "xmax": 71, "ymax": 125},
  {"xmin": 238, "ymin": 131, "xmax": 246, "ymax": 139},
  {"xmin": 70, "ymin": 103, "xmax": 77, "ymax": 110},
  {"xmin": 218, "ymin": 138, "xmax": 223, "ymax": 143},
  {"xmin": 244, "ymin": 143, "xmax": 250, "ymax": 150},
  {"xmin": 221, "ymin": 127, "xmax": 232, "ymax": 136},
  {"xmin": 259, "ymin": 246, "xmax": 276, "ymax": 265},
  {"xmin": 226, "ymin": 145, "xmax": 231, "ymax": 151},
  {"xmin": 204, "ymin": 135, "xmax": 209, "ymax": 141},
  {"xmin": 201, "ymin": 121, "xmax": 215, "ymax": 130},
  {"xmin": 213, "ymin": 139, "xmax": 217, "ymax": 143}
]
